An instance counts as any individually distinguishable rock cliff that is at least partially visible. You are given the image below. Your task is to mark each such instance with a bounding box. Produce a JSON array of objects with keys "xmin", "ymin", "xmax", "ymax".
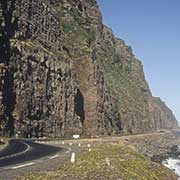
[
  {"xmin": 151, "ymin": 97, "xmax": 178, "ymax": 130},
  {"xmin": 0, "ymin": 0, "xmax": 178, "ymax": 137}
]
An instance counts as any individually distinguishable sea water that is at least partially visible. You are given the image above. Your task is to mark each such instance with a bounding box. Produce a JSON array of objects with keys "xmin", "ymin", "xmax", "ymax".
[{"xmin": 162, "ymin": 145, "xmax": 180, "ymax": 179}]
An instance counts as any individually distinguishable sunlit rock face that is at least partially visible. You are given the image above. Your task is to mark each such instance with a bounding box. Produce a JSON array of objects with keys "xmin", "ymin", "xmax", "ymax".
[
  {"xmin": 0, "ymin": 0, "xmax": 178, "ymax": 137},
  {"xmin": 151, "ymin": 97, "xmax": 178, "ymax": 130}
]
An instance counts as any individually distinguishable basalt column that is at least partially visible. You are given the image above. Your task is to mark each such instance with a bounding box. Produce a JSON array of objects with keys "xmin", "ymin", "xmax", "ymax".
[{"xmin": 0, "ymin": 0, "xmax": 17, "ymax": 136}]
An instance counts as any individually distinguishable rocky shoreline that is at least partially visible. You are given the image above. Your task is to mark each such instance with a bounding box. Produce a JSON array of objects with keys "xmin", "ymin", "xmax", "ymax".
[
  {"xmin": 126, "ymin": 130, "xmax": 180, "ymax": 178},
  {"xmin": 128, "ymin": 130, "xmax": 180, "ymax": 159}
]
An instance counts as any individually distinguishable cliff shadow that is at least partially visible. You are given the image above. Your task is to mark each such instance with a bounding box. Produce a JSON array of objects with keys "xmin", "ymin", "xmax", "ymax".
[
  {"xmin": 74, "ymin": 89, "xmax": 85, "ymax": 124},
  {"xmin": 0, "ymin": 0, "xmax": 18, "ymax": 136}
]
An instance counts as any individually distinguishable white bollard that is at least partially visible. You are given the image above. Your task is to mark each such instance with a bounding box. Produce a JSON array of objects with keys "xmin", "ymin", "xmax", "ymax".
[
  {"xmin": 15, "ymin": 134, "xmax": 19, "ymax": 138},
  {"xmin": 78, "ymin": 143, "xmax": 81, "ymax": 147},
  {"xmin": 62, "ymin": 141, "xmax": 65, "ymax": 145},
  {"xmin": 71, "ymin": 152, "xmax": 76, "ymax": 163},
  {"xmin": 88, "ymin": 148, "xmax": 92, "ymax": 152},
  {"xmin": 69, "ymin": 143, "xmax": 72, "ymax": 146},
  {"xmin": 87, "ymin": 144, "xmax": 91, "ymax": 148}
]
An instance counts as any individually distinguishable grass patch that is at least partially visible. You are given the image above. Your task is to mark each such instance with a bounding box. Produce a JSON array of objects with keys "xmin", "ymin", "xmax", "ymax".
[{"xmin": 17, "ymin": 143, "xmax": 176, "ymax": 180}]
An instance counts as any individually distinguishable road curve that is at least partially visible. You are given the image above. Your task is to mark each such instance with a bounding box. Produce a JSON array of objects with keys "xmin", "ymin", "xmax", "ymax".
[{"xmin": 0, "ymin": 139, "xmax": 64, "ymax": 167}]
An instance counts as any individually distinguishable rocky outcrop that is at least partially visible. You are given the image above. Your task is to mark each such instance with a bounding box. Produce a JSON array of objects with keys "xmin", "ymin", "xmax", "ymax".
[{"xmin": 0, "ymin": 0, "xmax": 178, "ymax": 137}]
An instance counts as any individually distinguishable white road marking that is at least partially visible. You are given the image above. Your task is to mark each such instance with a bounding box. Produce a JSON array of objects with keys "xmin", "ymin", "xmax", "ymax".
[
  {"xmin": 65, "ymin": 147, "xmax": 71, "ymax": 154},
  {"xmin": 10, "ymin": 162, "xmax": 35, "ymax": 169},
  {"xmin": 49, "ymin": 154, "xmax": 59, "ymax": 159},
  {"xmin": 0, "ymin": 142, "xmax": 31, "ymax": 160},
  {"xmin": 1, "ymin": 141, "xmax": 72, "ymax": 170}
]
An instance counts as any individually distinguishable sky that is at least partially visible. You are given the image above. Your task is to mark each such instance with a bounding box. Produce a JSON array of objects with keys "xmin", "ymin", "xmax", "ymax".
[{"xmin": 97, "ymin": 0, "xmax": 180, "ymax": 123}]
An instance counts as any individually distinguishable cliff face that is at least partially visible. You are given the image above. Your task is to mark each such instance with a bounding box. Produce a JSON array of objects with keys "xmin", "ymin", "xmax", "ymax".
[
  {"xmin": 0, "ymin": 0, "xmax": 178, "ymax": 137},
  {"xmin": 151, "ymin": 97, "xmax": 178, "ymax": 130}
]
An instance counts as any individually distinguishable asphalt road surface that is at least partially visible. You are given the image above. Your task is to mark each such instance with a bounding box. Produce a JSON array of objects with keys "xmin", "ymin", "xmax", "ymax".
[{"xmin": 0, "ymin": 139, "xmax": 64, "ymax": 168}]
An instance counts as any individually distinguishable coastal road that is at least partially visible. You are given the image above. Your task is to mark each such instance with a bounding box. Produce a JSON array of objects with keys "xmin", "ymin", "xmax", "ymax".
[
  {"xmin": 0, "ymin": 130, "xmax": 178, "ymax": 179},
  {"xmin": 0, "ymin": 139, "xmax": 65, "ymax": 168}
]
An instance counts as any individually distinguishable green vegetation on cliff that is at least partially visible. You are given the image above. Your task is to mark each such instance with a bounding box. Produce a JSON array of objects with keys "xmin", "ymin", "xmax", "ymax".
[{"xmin": 0, "ymin": 0, "xmax": 178, "ymax": 137}]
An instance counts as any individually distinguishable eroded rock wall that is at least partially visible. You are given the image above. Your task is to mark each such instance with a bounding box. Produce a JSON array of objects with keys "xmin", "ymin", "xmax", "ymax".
[{"xmin": 0, "ymin": 0, "xmax": 178, "ymax": 137}]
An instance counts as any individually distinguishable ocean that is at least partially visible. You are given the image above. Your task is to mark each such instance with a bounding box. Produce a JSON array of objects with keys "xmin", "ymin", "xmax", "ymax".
[{"xmin": 162, "ymin": 145, "xmax": 180, "ymax": 179}]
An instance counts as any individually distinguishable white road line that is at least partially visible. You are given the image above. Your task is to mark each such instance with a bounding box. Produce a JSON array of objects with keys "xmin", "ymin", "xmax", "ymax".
[
  {"xmin": 49, "ymin": 154, "xmax": 59, "ymax": 159},
  {"xmin": 65, "ymin": 147, "xmax": 71, "ymax": 154},
  {"xmin": 10, "ymin": 162, "xmax": 35, "ymax": 169},
  {"xmin": 0, "ymin": 141, "xmax": 31, "ymax": 160}
]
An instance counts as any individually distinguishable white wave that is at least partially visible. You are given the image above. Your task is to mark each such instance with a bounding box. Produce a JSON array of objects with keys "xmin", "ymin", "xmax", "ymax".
[{"xmin": 163, "ymin": 158, "xmax": 180, "ymax": 179}]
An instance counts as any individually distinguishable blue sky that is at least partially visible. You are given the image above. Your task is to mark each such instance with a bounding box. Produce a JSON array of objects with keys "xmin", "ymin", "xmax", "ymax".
[{"xmin": 97, "ymin": 0, "xmax": 180, "ymax": 122}]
